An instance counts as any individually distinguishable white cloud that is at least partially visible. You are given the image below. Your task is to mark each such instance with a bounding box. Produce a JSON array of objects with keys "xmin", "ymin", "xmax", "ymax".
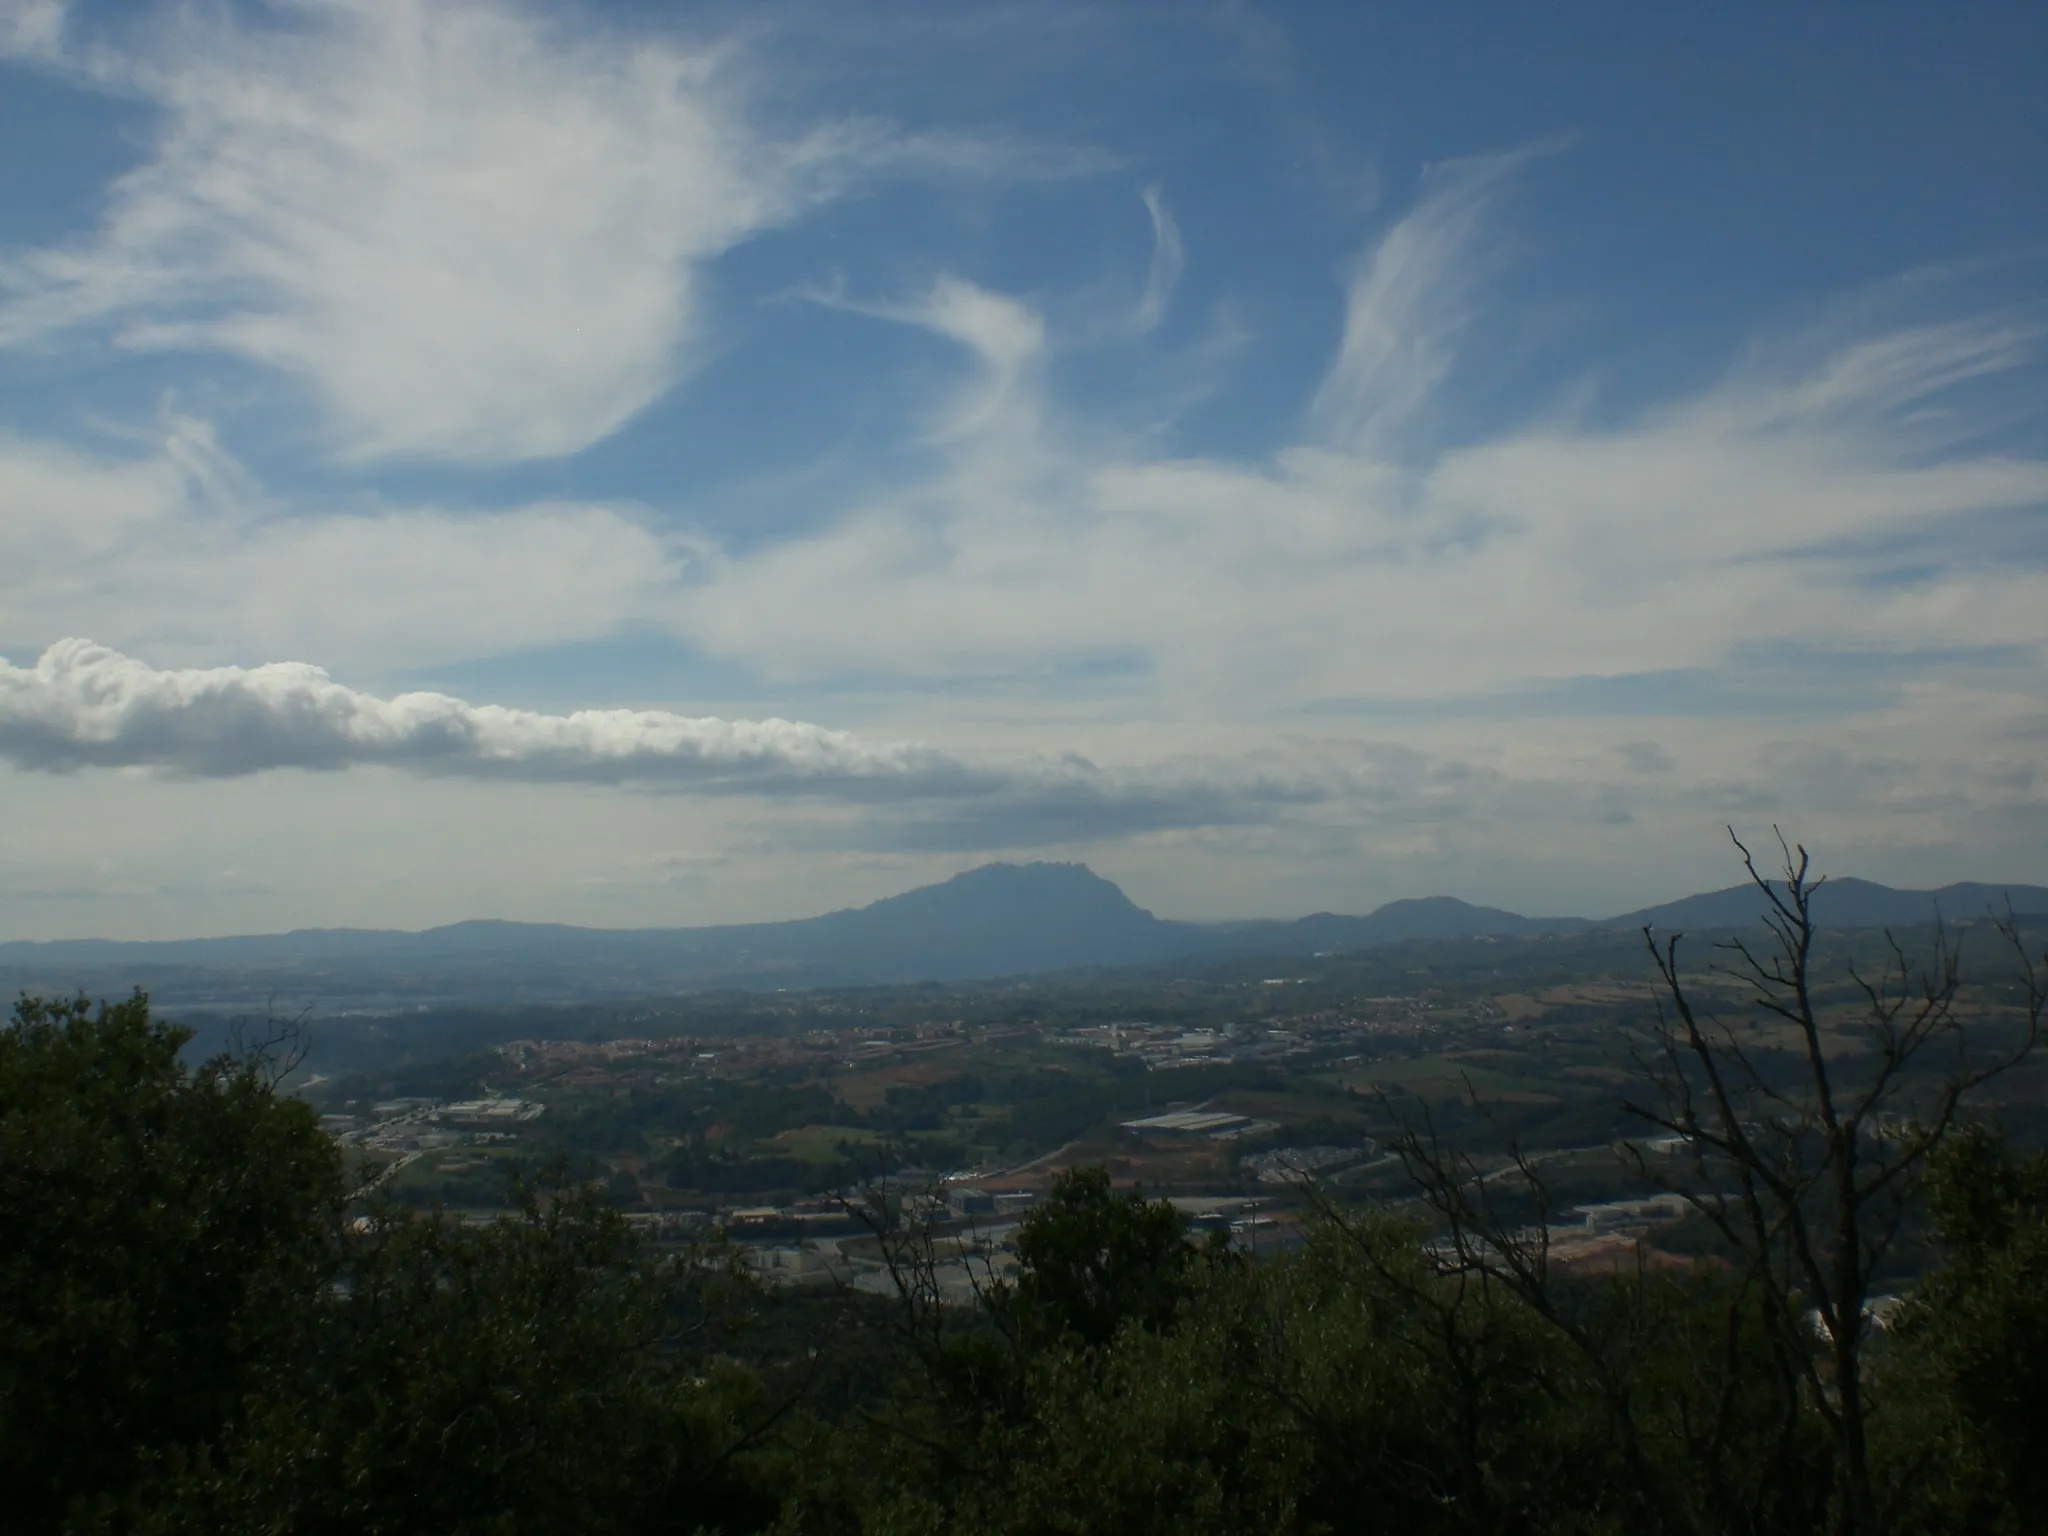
[
  {"xmin": 0, "ymin": 0, "xmax": 856, "ymax": 463},
  {"xmin": 801, "ymin": 274, "xmax": 1048, "ymax": 444},
  {"xmin": 0, "ymin": 637, "xmax": 978, "ymax": 786},
  {"xmin": 0, "ymin": 0, "xmax": 67, "ymax": 59},
  {"xmin": 9, "ymin": 158, "xmax": 2038, "ymax": 722},
  {"xmin": 669, "ymin": 167, "xmax": 2048, "ymax": 715},
  {"xmin": 1132, "ymin": 184, "xmax": 1184, "ymax": 335},
  {"xmin": 913, "ymin": 276, "xmax": 1046, "ymax": 440},
  {"xmin": 0, "ymin": 641, "xmax": 1333, "ymax": 850},
  {"xmin": 1307, "ymin": 148, "xmax": 1528, "ymax": 456},
  {"xmin": 0, "ymin": 420, "xmax": 685, "ymax": 670}
]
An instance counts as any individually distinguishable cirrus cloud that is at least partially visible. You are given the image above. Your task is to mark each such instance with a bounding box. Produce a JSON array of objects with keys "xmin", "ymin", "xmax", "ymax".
[
  {"xmin": 674, "ymin": 164, "xmax": 2048, "ymax": 713},
  {"xmin": 0, "ymin": 0, "xmax": 864, "ymax": 463}
]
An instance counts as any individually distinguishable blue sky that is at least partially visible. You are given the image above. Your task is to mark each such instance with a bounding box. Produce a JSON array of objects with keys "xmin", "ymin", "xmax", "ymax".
[{"xmin": 1, "ymin": 0, "xmax": 2044, "ymax": 939}]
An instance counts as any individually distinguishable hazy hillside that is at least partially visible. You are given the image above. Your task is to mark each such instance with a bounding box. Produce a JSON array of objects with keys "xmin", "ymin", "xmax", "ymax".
[
  {"xmin": 4, "ymin": 862, "xmax": 2045, "ymax": 1015},
  {"xmin": 1214, "ymin": 897, "xmax": 1589, "ymax": 953},
  {"xmin": 1611, "ymin": 877, "xmax": 2047, "ymax": 932}
]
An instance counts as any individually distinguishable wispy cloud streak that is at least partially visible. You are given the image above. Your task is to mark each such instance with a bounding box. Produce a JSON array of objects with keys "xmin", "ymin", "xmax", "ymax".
[
  {"xmin": 0, "ymin": 0, "xmax": 859, "ymax": 463},
  {"xmin": 1307, "ymin": 148, "xmax": 1532, "ymax": 456},
  {"xmin": 1133, "ymin": 184, "xmax": 1184, "ymax": 334}
]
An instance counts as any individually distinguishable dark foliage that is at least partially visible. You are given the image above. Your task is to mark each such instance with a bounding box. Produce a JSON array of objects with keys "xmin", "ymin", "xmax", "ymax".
[
  {"xmin": 1011, "ymin": 1167, "xmax": 1203, "ymax": 1348},
  {"xmin": 2, "ymin": 992, "xmax": 784, "ymax": 1536},
  {"xmin": 0, "ymin": 993, "xmax": 343, "ymax": 1533}
]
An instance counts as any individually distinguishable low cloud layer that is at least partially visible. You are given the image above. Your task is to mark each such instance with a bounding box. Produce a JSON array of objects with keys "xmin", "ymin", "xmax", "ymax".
[
  {"xmin": 0, "ymin": 639, "xmax": 977, "ymax": 788},
  {"xmin": 0, "ymin": 641, "xmax": 1320, "ymax": 845}
]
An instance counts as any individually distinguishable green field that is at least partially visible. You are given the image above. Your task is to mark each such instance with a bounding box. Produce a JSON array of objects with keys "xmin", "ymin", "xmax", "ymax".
[{"xmin": 764, "ymin": 1124, "xmax": 890, "ymax": 1163}]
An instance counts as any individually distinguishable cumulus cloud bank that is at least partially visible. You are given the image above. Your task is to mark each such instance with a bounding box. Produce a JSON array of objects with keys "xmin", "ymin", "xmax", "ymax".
[
  {"xmin": 0, "ymin": 642, "xmax": 1321, "ymax": 844},
  {"xmin": 0, "ymin": 639, "xmax": 974, "ymax": 788}
]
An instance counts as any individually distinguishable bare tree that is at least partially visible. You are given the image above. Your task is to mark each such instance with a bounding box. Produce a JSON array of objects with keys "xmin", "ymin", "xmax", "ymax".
[
  {"xmin": 225, "ymin": 994, "xmax": 316, "ymax": 1088},
  {"xmin": 824, "ymin": 1166, "xmax": 1033, "ymax": 1501},
  {"xmin": 1313, "ymin": 830, "xmax": 2045, "ymax": 1536},
  {"xmin": 1622, "ymin": 829, "xmax": 2045, "ymax": 1536},
  {"xmin": 1301, "ymin": 1086, "xmax": 1733, "ymax": 1535},
  {"xmin": 1289, "ymin": 1154, "xmax": 1610, "ymax": 1531},
  {"xmin": 838, "ymin": 1172, "xmax": 958, "ymax": 1363}
]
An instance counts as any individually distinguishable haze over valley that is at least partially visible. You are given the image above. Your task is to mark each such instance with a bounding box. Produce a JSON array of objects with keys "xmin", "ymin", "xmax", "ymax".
[{"xmin": 7, "ymin": 861, "xmax": 2048, "ymax": 1018}]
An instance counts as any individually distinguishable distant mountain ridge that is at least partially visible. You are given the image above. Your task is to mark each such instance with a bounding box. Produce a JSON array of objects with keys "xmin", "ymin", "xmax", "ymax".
[
  {"xmin": 1605, "ymin": 877, "xmax": 2045, "ymax": 933},
  {"xmin": 4, "ymin": 862, "xmax": 2045, "ymax": 1009}
]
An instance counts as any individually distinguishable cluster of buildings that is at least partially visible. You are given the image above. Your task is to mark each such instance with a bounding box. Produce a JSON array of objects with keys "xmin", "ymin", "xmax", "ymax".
[
  {"xmin": 1540, "ymin": 1194, "xmax": 1695, "ymax": 1272},
  {"xmin": 718, "ymin": 1179, "xmax": 1043, "ymax": 1304},
  {"xmin": 733, "ymin": 1185, "xmax": 1299, "ymax": 1304},
  {"xmin": 1241, "ymin": 1143, "xmax": 1377, "ymax": 1185},
  {"xmin": 1050, "ymin": 1020, "xmax": 1312, "ymax": 1069},
  {"xmin": 318, "ymin": 1095, "xmax": 543, "ymax": 1153},
  {"xmin": 1118, "ymin": 1108, "xmax": 1280, "ymax": 1141},
  {"xmin": 1048, "ymin": 1005, "xmax": 1443, "ymax": 1073},
  {"xmin": 1426, "ymin": 1193, "xmax": 1696, "ymax": 1277}
]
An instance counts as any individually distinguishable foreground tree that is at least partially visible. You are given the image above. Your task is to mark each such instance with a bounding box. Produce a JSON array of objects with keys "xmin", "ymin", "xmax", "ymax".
[
  {"xmin": 1883, "ymin": 1124, "xmax": 2048, "ymax": 1535},
  {"xmin": 0, "ymin": 992, "xmax": 343, "ymax": 1534},
  {"xmin": 3, "ymin": 991, "xmax": 787, "ymax": 1535},
  {"xmin": 155, "ymin": 1182, "xmax": 777, "ymax": 1536},
  {"xmin": 783, "ymin": 1168, "xmax": 1257, "ymax": 1536},
  {"xmin": 1010, "ymin": 1166, "xmax": 1205, "ymax": 1348}
]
